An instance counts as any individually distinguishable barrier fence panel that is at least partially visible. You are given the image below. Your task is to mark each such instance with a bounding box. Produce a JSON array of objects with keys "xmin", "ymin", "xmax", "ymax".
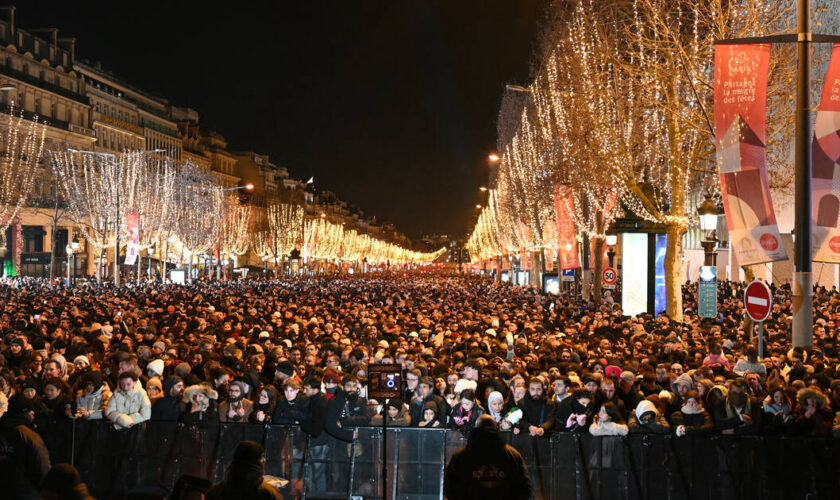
[{"xmin": 49, "ymin": 421, "xmax": 840, "ymax": 499}]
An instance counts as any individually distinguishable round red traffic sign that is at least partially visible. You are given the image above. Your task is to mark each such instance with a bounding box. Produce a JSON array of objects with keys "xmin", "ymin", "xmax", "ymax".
[
  {"xmin": 602, "ymin": 267, "xmax": 617, "ymax": 285},
  {"xmin": 744, "ymin": 280, "xmax": 772, "ymax": 322}
]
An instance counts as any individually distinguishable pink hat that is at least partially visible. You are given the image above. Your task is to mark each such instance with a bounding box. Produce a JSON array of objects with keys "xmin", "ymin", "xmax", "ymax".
[{"xmin": 605, "ymin": 365, "xmax": 623, "ymax": 379}]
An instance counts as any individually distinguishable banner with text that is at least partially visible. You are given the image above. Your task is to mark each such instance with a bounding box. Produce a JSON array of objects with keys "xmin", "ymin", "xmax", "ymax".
[
  {"xmin": 813, "ymin": 44, "xmax": 840, "ymax": 262},
  {"xmin": 554, "ymin": 185, "xmax": 581, "ymax": 270},
  {"xmin": 124, "ymin": 211, "xmax": 140, "ymax": 266},
  {"xmin": 714, "ymin": 43, "xmax": 787, "ymax": 265}
]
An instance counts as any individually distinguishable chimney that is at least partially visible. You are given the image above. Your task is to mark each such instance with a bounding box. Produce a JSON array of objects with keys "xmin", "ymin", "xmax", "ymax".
[
  {"xmin": 0, "ymin": 6, "xmax": 15, "ymax": 37},
  {"xmin": 58, "ymin": 37, "xmax": 76, "ymax": 63},
  {"xmin": 30, "ymin": 28, "xmax": 58, "ymax": 46}
]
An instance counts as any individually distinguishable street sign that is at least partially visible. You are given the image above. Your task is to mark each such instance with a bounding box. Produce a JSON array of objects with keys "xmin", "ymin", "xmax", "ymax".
[
  {"xmin": 698, "ymin": 266, "xmax": 717, "ymax": 318},
  {"xmin": 561, "ymin": 269, "xmax": 575, "ymax": 282},
  {"xmin": 744, "ymin": 280, "xmax": 772, "ymax": 322},
  {"xmin": 602, "ymin": 267, "xmax": 617, "ymax": 285}
]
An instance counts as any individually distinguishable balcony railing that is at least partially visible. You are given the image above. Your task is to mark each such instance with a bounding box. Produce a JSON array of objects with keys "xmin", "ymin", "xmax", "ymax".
[{"xmin": 0, "ymin": 63, "xmax": 88, "ymax": 105}]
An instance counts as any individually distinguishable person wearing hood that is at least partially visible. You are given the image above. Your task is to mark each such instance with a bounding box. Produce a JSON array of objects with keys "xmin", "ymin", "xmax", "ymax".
[
  {"xmin": 667, "ymin": 373, "xmax": 694, "ymax": 416},
  {"xmin": 410, "ymin": 376, "xmax": 448, "ymax": 428},
  {"xmin": 220, "ymin": 380, "xmax": 254, "ymax": 423},
  {"xmin": 791, "ymin": 387, "xmax": 833, "ymax": 436},
  {"xmin": 151, "ymin": 375, "xmax": 185, "ymax": 421},
  {"xmin": 516, "ymin": 378, "xmax": 554, "ymax": 437},
  {"xmin": 712, "ymin": 378, "xmax": 762, "ymax": 435},
  {"xmin": 444, "ymin": 415, "xmax": 532, "ymax": 500},
  {"xmin": 554, "ymin": 389, "xmax": 593, "ymax": 433},
  {"xmin": 273, "ymin": 378, "xmax": 310, "ymax": 425},
  {"xmin": 180, "ymin": 383, "xmax": 219, "ymax": 424},
  {"xmin": 74, "ymin": 371, "xmax": 111, "ymax": 420},
  {"xmin": 371, "ymin": 397, "xmax": 411, "ymax": 427},
  {"xmin": 669, "ymin": 390, "xmax": 713, "ymax": 436},
  {"xmin": 250, "ymin": 385, "xmax": 279, "ymax": 424},
  {"xmin": 106, "ymin": 371, "xmax": 151, "ymax": 430},
  {"xmin": 628, "ymin": 400, "xmax": 670, "ymax": 435},
  {"xmin": 0, "ymin": 394, "xmax": 52, "ymax": 500},
  {"xmin": 205, "ymin": 440, "xmax": 282, "ymax": 500},
  {"xmin": 40, "ymin": 463, "xmax": 95, "ymax": 500}
]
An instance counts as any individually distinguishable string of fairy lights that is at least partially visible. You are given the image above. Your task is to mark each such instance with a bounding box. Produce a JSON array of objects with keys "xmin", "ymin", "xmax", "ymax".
[{"xmin": 467, "ymin": 0, "xmax": 797, "ymax": 281}]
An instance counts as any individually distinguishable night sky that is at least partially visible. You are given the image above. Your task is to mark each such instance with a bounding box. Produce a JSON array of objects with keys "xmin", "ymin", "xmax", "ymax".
[{"xmin": 17, "ymin": 1, "xmax": 546, "ymax": 240}]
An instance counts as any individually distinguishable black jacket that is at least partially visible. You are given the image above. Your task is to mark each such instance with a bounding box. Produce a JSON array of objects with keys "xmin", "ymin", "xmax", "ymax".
[
  {"xmin": 712, "ymin": 397, "xmax": 763, "ymax": 434},
  {"xmin": 517, "ymin": 394, "xmax": 554, "ymax": 434},
  {"xmin": 0, "ymin": 422, "xmax": 51, "ymax": 500},
  {"xmin": 301, "ymin": 391, "xmax": 329, "ymax": 444},
  {"xmin": 553, "ymin": 397, "xmax": 591, "ymax": 433},
  {"xmin": 669, "ymin": 409, "xmax": 714, "ymax": 435},
  {"xmin": 273, "ymin": 396, "xmax": 310, "ymax": 425},
  {"xmin": 324, "ymin": 390, "xmax": 369, "ymax": 442},
  {"xmin": 444, "ymin": 425, "xmax": 532, "ymax": 500},
  {"xmin": 151, "ymin": 395, "xmax": 183, "ymax": 421}
]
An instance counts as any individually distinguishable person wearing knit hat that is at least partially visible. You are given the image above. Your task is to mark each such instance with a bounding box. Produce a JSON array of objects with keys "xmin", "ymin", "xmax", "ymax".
[
  {"xmin": 146, "ymin": 377, "xmax": 163, "ymax": 402},
  {"xmin": 146, "ymin": 359, "xmax": 165, "ymax": 380},
  {"xmin": 205, "ymin": 440, "xmax": 281, "ymax": 500},
  {"xmin": 151, "ymin": 375, "xmax": 185, "ymax": 422},
  {"xmin": 73, "ymin": 355, "xmax": 90, "ymax": 370},
  {"xmin": 371, "ymin": 397, "xmax": 411, "ymax": 427}
]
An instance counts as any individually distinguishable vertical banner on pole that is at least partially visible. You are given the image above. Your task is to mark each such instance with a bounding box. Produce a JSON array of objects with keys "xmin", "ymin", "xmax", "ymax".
[
  {"xmin": 812, "ymin": 44, "xmax": 840, "ymax": 262},
  {"xmin": 554, "ymin": 186, "xmax": 581, "ymax": 270},
  {"xmin": 124, "ymin": 211, "xmax": 140, "ymax": 266},
  {"xmin": 714, "ymin": 43, "xmax": 787, "ymax": 265}
]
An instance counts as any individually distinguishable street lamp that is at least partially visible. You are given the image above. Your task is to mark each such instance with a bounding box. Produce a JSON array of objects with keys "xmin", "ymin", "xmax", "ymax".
[
  {"xmin": 605, "ymin": 234, "xmax": 617, "ymax": 267},
  {"xmin": 479, "ymin": 186, "xmax": 488, "ymax": 192},
  {"xmin": 70, "ymin": 236, "xmax": 80, "ymax": 285},
  {"xmin": 488, "ymin": 154, "xmax": 500, "ymax": 162},
  {"xmin": 698, "ymin": 192, "xmax": 719, "ymax": 266}
]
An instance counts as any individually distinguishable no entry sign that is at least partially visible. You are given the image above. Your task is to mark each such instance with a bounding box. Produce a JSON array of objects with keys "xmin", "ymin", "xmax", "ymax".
[{"xmin": 744, "ymin": 280, "xmax": 772, "ymax": 322}]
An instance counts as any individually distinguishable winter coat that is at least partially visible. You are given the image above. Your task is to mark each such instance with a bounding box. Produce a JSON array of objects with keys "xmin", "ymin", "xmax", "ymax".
[
  {"xmin": 444, "ymin": 423, "xmax": 532, "ymax": 500},
  {"xmin": 324, "ymin": 390, "xmax": 369, "ymax": 442},
  {"xmin": 554, "ymin": 397, "xmax": 592, "ymax": 433},
  {"xmin": 712, "ymin": 396, "xmax": 762, "ymax": 435},
  {"xmin": 272, "ymin": 395, "xmax": 310, "ymax": 425},
  {"xmin": 76, "ymin": 385, "xmax": 112, "ymax": 420},
  {"xmin": 151, "ymin": 394, "xmax": 183, "ymax": 421},
  {"xmin": 410, "ymin": 393, "xmax": 448, "ymax": 428},
  {"xmin": 628, "ymin": 400, "xmax": 670, "ymax": 435},
  {"xmin": 448, "ymin": 403, "xmax": 486, "ymax": 436},
  {"xmin": 180, "ymin": 384, "xmax": 219, "ymax": 424},
  {"xmin": 219, "ymin": 398, "xmax": 254, "ymax": 423},
  {"xmin": 669, "ymin": 408, "xmax": 714, "ymax": 435},
  {"xmin": 791, "ymin": 388, "xmax": 833, "ymax": 436},
  {"xmin": 516, "ymin": 393, "xmax": 554, "ymax": 435},
  {"xmin": 371, "ymin": 403, "xmax": 412, "ymax": 427},
  {"xmin": 0, "ymin": 422, "xmax": 52, "ymax": 500},
  {"xmin": 106, "ymin": 383, "xmax": 152, "ymax": 430},
  {"xmin": 589, "ymin": 420, "xmax": 629, "ymax": 437},
  {"xmin": 301, "ymin": 391, "xmax": 329, "ymax": 444}
]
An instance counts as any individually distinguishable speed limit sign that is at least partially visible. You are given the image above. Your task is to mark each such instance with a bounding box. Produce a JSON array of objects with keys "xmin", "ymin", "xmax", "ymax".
[{"xmin": 602, "ymin": 267, "xmax": 617, "ymax": 285}]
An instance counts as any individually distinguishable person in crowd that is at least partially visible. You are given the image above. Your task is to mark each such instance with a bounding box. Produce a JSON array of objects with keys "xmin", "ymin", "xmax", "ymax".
[
  {"xmin": 0, "ymin": 394, "xmax": 51, "ymax": 500},
  {"xmin": 448, "ymin": 388, "xmax": 484, "ymax": 436},
  {"xmin": 517, "ymin": 377, "xmax": 554, "ymax": 438},
  {"xmin": 712, "ymin": 378, "xmax": 762, "ymax": 435},
  {"xmin": 628, "ymin": 400, "xmax": 670, "ymax": 435},
  {"xmin": 371, "ymin": 397, "xmax": 412, "ymax": 427},
  {"xmin": 219, "ymin": 380, "xmax": 254, "ymax": 423},
  {"xmin": 106, "ymin": 371, "xmax": 151, "ymax": 430},
  {"xmin": 205, "ymin": 440, "xmax": 282, "ymax": 500},
  {"xmin": 444, "ymin": 415, "xmax": 532, "ymax": 500},
  {"xmin": 555, "ymin": 389, "xmax": 593, "ymax": 433},
  {"xmin": 410, "ymin": 376, "xmax": 448, "ymax": 428},
  {"xmin": 589, "ymin": 401, "xmax": 629, "ymax": 436},
  {"xmin": 151, "ymin": 375, "xmax": 185, "ymax": 422},
  {"xmin": 40, "ymin": 463, "xmax": 95, "ymax": 500},
  {"xmin": 273, "ymin": 378, "xmax": 309, "ymax": 425},
  {"xmin": 250, "ymin": 385, "xmax": 279, "ymax": 424},
  {"xmin": 146, "ymin": 378, "xmax": 163, "ymax": 403},
  {"xmin": 180, "ymin": 382, "xmax": 219, "ymax": 424},
  {"xmin": 74, "ymin": 370, "xmax": 111, "ymax": 420},
  {"xmin": 670, "ymin": 390, "xmax": 713, "ymax": 436},
  {"xmin": 792, "ymin": 387, "xmax": 834, "ymax": 436}
]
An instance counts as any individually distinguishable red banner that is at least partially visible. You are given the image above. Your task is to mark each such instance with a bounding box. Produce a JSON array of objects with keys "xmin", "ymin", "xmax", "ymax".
[
  {"xmin": 714, "ymin": 44, "xmax": 786, "ymax": 265},
  {"xmin": 554, "ymin": 186, "xmax": 580, "ymax": 270},
  {"xmin": 813, "ymin": 44, "xmax": 840, "ymax": 262}
]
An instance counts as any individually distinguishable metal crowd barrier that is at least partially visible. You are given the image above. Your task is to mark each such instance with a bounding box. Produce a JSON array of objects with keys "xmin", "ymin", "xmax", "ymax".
[{"xmin": 39, "ymin": 418, "xmax": 840, "ymax": 499}]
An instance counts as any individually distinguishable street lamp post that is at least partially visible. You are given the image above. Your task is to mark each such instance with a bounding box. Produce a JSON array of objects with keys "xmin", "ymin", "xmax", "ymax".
[
  {"xmin": 70, "ymin": 236, "xmax": 80, "ymax": 285},
  {"xmin": 65, "ymin": 244, "xmax": 72, "ymax": 285},
  {"xmin": 698, "ymin": 193, "xmax": 719, "ymax": 267},
  {"xmin": 605, "ymin": 234, "xmax": 617, "ymax": 268}
]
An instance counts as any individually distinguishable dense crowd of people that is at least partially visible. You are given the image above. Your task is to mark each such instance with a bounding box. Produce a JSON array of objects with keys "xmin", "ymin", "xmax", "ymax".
[{"xmin": 1, "ymin": 274, "xmax": 840, "ymax": 497}]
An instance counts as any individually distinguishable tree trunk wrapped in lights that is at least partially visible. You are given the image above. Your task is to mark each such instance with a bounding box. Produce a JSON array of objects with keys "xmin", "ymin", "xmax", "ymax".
[
  {"xmin": 52, "ymin": 149, "xmax": 148, "ymax": 284},
  {"xmin": 172, "ymin": 162, "xmax": 223, "ymax": 278},
  {"xmin": 266, "ymin": 202, "xmax": 303, "ymax": 269},
  {"xmin": 0, "ymin": 106, "xmax": 46, "ymax": 245},
  {"xmin": 220, "ymin": 195, "xmax": 252, "ymax": 277}
]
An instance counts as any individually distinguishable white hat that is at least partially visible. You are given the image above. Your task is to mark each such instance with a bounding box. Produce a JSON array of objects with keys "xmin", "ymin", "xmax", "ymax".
[
  {"xmin": 73, "ymin": 355, "xmax": 90, "ymax": 367},
  {"xmin": 147, "ymin": 359, "xmax": 165, "ymax": 377},
  {"xmin": 259, "ymin": 331, "xmax": 271, "ymax": 340},
  {"xmin": 485, "ymin": 328, "xmax": 496, "ymax": 337},
  {"xmin": 454, "ymin": 379, "xmax": 477, "ymax": 395},
  {"xmin": 635, "ymin": 399, "xmax": 658, "ymax": 419}
]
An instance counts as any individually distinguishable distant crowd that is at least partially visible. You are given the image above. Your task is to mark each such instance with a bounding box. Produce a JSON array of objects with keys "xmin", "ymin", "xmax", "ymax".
[{"xmin": 1, "ymin": 274, "xmax": 840, "ymax": 497}]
